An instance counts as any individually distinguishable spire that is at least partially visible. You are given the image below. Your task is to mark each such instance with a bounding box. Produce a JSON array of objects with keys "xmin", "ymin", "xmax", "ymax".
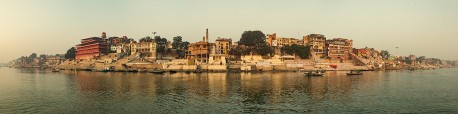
[
  {"xmin": 206, "ymin": 29, "xmax": 209, "ymax": 43},
  {"xmin": 102, "ymin": 32, "xmax": 107, "ymax": 39}
]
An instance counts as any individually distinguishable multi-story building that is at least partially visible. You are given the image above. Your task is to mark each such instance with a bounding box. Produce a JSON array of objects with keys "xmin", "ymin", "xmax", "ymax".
[
  {"xmin": 326, "ymin": 38, "xmax": 353, "ymax": 60},
  {"xmin": 46, "ymin": 55, "xmax": 64, "ymax": 65},
  {"xmin": 266, "ymin": 33, "xmax": 277, "ymax": 46},
  {"xmin": 131, "ymin": 41, "xmax": 157, "ymax": 59},
  {"xmin": 75, "ymin": 34, "xmax": 108, "ymax": 60},
  {"xmin": 186, "ymin": 41, "xmax": 211, "ymax": 64},
  {"xmin": 305, "ymin": 34, "xmax": 326, "ymax": 58},
  {"xmin": 108, "ymin": 36, "xmax": 133, "ymax": 52},
  {"xmin": 186, "ymin": 29, "xmax": 211, "ymax": 64},
  {"xmin": 276, "ymin": 38, "xmax": 303, "ymax": 47},
  {"xmin": 215, "ymin": 37, "xmax": 232, "ymax": 56}
]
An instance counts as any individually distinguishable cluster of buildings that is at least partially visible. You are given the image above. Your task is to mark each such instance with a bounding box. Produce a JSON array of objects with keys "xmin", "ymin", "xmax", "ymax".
[
  {"xmin": 70, "ymin": 30, "xmax": 455, "ymax": 71},
  {"xmin": 74, "ymin": 30, "xmax": 362, "ymax": 65},
  {"xmin": 11, "ymin": 55, "xmax": 65, "ymax": 68},
  {"xmin": 266, "ymin": 33, "xmax": 354, "ymax": 61},
  {"xmin": 10, "ymin": 29, "xmax": 456, "ymax": 70}
]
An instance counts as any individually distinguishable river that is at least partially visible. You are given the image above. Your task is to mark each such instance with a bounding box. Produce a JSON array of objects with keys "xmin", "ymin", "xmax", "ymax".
[{"xmin": 1, "ymin": 68, "xmax": 457, "ymax": 113}]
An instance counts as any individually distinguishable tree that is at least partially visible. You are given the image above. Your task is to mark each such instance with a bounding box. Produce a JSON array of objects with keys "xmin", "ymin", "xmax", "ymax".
[
  {"xmin": 280, "ymin": 44, "xmax": 310, "ymax": 59},
  {"xmin": 181, "ymin": 41, "xmax": 190, "ymax": 50},
  {"xmin": 172, "ymin": 36, "xmax": 183, "ymax": 49},
  {"xmin": 239, "ymin": 30, "xmax": 266, "ymax": 46},
  {"xmin": 254, "ymin": 43, "xmax": 273, "ymax": 56},
  {"xmin": 139, "ymin": 36, "xmax": 153, "ymax": 42},
  {"xmin": 29, "ymin": 53, "xmax": 37, "ymax": 59},
  {"xmin": 65, "ymin": 47, "xmax": 76, "ymax": 60},
  {"xmin": 154, "ymin": 36, "xmax": 162, "ymax": 43},
  {"xmin": 39, "ymin": 54, "xmax": 46, "ymax": 58},
  {"xmin": 381, "ymin": 50, "xmax": 391, "ymax": 59},
  {"xmin": 238, "ymin": 30, "xmax": 273, "ymax": 56}
]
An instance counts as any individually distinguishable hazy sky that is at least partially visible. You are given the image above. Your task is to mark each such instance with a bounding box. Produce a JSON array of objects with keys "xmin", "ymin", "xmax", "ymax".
[{"xmin": 1, "ymin": 0, "xmax": 457, "ymax": 63}]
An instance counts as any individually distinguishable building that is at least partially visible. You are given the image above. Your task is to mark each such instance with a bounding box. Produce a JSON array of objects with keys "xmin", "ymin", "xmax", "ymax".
[
  {"xmin": 107, "ymin": 36, "xmax": 133, "ymax": 52},
  {"xmin": 276, "ymin": 38, "xmax": 303, "ymax": 47},
  {"xmin": 131, "ymin": 41, "xmax": 157, "ymax": 59},
  {"xmin": 46, "ymin": 55, "xmax": 64, "ymax": 65},
  {"xmin": 215, "ymin": 37, "xmax": 232, "ymax": 56},
  {"xmin": 305, "ymin": 34, "xmax": 327, "ymax": 57},
  {"xmin": 75, "ymin": 33, "xmax": 108, "ymax": 60},
  {"xmin": 186, "ymin": 29, "xmax": 211, "ymax": 64},
  {"xmin": 266, "ymin": 33, "xmax": 277, "ymax": 46},
  {"xmin": 326, "ymin": 38, "xmax": 353, "ymax": 60},
  {"xmin": 186, "ymin": 41, "xmax": 211, "ymax": 64}
]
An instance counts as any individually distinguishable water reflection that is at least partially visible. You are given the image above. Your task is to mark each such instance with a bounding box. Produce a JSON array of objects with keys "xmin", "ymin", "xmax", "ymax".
[
  {"xmin": 2, "ymin": 68, "xmax": 458, "ymax": 113},
  {"xmin": 58, "ymin": 70, "xmax": 384, "ymax": 113}
]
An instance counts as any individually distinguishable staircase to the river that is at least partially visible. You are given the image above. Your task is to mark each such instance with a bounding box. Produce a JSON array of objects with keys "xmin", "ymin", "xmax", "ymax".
[{"xmin": 349, "ymin": 53, "xmax": 370, "ymax": 66}]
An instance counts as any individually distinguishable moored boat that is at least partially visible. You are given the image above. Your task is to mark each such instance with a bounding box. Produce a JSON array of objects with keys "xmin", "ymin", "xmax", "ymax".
[
  {"xmin": 193, "ymin": 69, "xmax": 202, "ymax": 73},
  {"xmin": 305, "ymin": 70, "xmax": 324, "ymax": 76},
  {"xmin": 52, "ymin": 69, "xmax": 60, "ymax": 72},
  {"xmin": 347, "ymin": 70, "xmax": 363, "ymax": 75},
  {"xmin": 150, "ymin": 69, "xmax": 165, "ymax": 74},
  {"xmin": 184, "ymin": 70, "xmax": 191, "ymax": 74},
  {"xmin": 169, "ymin": 70, "xmax": 178, "ymax": 74}
]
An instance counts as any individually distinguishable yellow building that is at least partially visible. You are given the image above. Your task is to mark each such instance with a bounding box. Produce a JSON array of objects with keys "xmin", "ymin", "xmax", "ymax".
[
  {"xmin": 276, "ymin": 38, "xmax": 303, "ymax": 47},
  {"xmin": 215, "ymin": 37, "xmax": 232, "ymax": 56},
  {"xmin": 131, "ymin": 41, "xmax": 157, "ymax": 59},
  {"xmin": 305, "ymin": 34, "xmax": 326, "ymax": 58},
  {"xmin": 186, "ymin": 29, "xmax": 212, "ymax": 65},
  {"xmin": 326, "ymin": 38, "xmax": 353, "ymax": 60}
]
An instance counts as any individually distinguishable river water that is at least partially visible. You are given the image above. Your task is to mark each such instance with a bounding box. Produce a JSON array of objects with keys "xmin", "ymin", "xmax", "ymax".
[{"xmin": 1, "ymin": 68, "xmax": 458, "ymax": 113}]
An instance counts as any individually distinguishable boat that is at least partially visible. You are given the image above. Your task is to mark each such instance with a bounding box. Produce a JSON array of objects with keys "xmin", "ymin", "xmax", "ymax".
[
  {"xmin": 193, "ymin": 69, "xmax": 202, "ymax": 73},
  {"xmin": 150, "ymin": 69, "xmax": 165, "ymax": 74},
  {"xmin": 52, "ymin": 69, "xmax": 60, "ymax": 72},
  {"xmin": 169, "ymin": 70, "xmax": 178, "ymax": 74},
  {"xmin": 347, "ymin": 70, "xmax": 363, "ymax": 75},
  {"xmin": 184, "ymin": 70, "xmax": 191, "ymax": 74},
  {"xmin": 304, "ymin": 70, "xmax": 324, "ymax": 76}
]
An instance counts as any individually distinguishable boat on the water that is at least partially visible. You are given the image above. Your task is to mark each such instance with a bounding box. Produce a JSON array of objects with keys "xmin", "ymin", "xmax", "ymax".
[
  {"xmin": 150, "ymin": 69, "xmax": 166, "ymax": 74},
  {"xmin": 184, "ymin": 70, "xmax": 191, "ymax": 74},
  {"xmin": 193, "ymin": 69, "xmax": 202, "ymax": 73},
  {"xmin": 347, "ymin": 70, "xmax": 363, "ymax": 75},
  {"xmin": 52, "ymin": 69, "xmax": 60, "ymax": 72},
  {"xmin": 305, "ymin": 70, "xmax": 324, "ymax": 76},
  {"xmin": 169, "ymin": 70, "xmax": 178, "ymax": 74}
]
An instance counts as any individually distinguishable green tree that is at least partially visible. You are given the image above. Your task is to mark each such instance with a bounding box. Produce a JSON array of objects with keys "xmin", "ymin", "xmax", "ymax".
[
  {"xmin": 254, "ymin": 43, "xmax": 273, "ymax": 56},
  {"xmin": 139, "ymin": 36, "xmax": 153, "ymax": 42},
  {"xmin": 238, "ymin": 30, "xmax": 273, "ymax": 56},
  {"xmin": 281, "ymin": 44, "xmax": 310, "ymax": 59},
  {"xmin": 29, "ymin": 53, "xmax": 37, "ymax": 59},
  {"xmin": 172, "ymin": 36, "xmax": 183, "ymax": 49},
  {"xmin": 181, "ymin": 41, "xmax": 190, "ymax": 50},
  {"xmin": 39, "ymin": 54, "xmax": 47, "ymax": 60},
  {"xmin": 239, "ymin": 30, "xmax": 266, "ymax": 46},
  {"xmin": 154, "ymin": 36, "xmax": 162, "ymax": 43},
  {"xmin": 65, "ymin": 47, "xmax": 76, "ymax": 60},
  {"xmin": 381, "ymin": 50, "xmax": 391, "ymax": 59}
]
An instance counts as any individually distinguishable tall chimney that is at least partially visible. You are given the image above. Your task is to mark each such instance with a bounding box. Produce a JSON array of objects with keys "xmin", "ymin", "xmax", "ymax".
[
  {"xmin": 203, "ymin": 36, "xmax": 205, "ymax": 42},
  {"xmin": 206, "ymin": 29, "xmax": 209, "ymax": 43}
]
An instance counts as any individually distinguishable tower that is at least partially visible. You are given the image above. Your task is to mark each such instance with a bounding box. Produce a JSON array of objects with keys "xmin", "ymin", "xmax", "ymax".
[
  {"xmin": 102, "ymin": 32, "xmax": 107, "ymax": 39},
  {"xmin": 206, "ymin": 29, "xmax": 209, "ymax": 43}
]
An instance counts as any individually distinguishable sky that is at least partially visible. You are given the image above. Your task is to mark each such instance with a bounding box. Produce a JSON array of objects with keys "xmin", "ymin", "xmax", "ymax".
[{"xmin": 1, "ymin": 0, "xmax": 457, "ymax": 63}]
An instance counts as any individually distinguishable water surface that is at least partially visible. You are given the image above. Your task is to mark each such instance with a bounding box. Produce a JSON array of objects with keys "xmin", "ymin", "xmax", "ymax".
[{"xmin": 1, "ymin": 68, "xmax": 457, "ymax": 113}]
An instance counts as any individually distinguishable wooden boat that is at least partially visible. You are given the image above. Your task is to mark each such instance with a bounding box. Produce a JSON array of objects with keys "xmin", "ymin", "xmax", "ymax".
[
  {"xmin": 150, "ymin": 69, "xmax": 165, "ymax": 74},
  {"xmin": 193, "ymin": 69, "xmax": 202, "ymax": 73},
  {"xmin": 169, "ymin": 70, "xmax": 178, "ymax": 74},
  {"xmin": 347, "ymin": 70, "xmax": 363, "ymax": 75},
  {"xmin": 52, "ymin": 69, "xmax": 60, "ymax": 72},
  {"xmin": 305, "ymin": 71, "xmax": 324, "ymax": 76}
]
